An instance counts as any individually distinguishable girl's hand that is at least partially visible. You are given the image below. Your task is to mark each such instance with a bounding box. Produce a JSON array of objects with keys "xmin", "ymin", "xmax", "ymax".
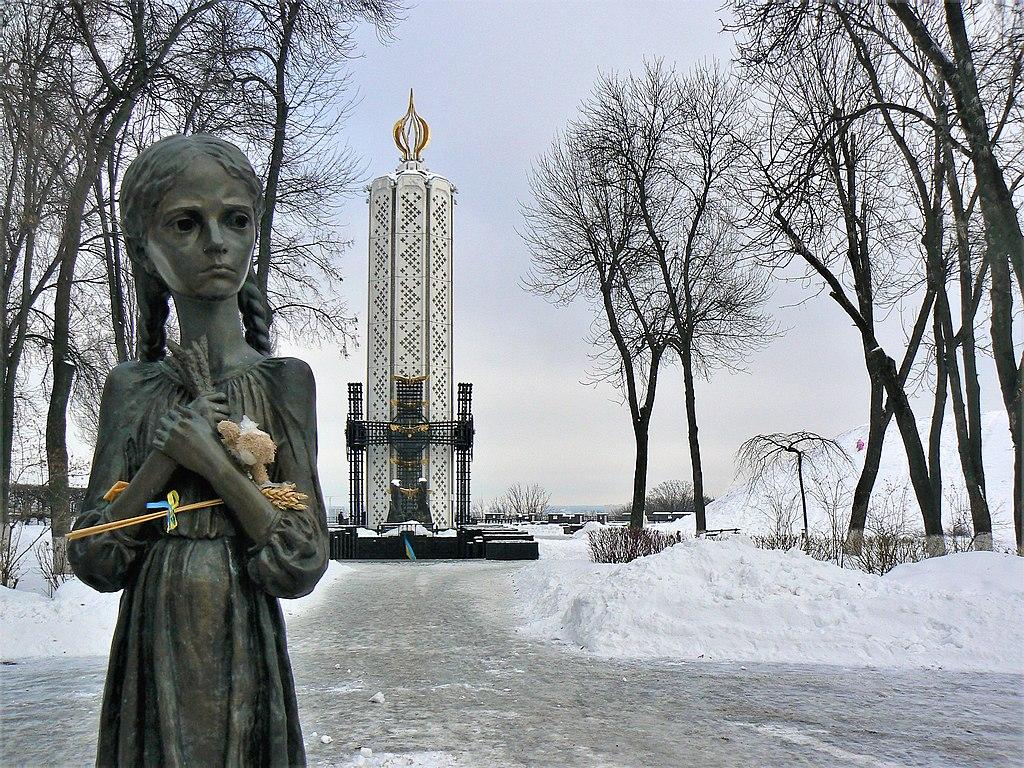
[
  {"xmin": 189, "ymin": 391, "xmax": 230, "ymax": 428},
  {"xmin": 153, "ymin": 396, "xmax": 230, "ymax": 475}
]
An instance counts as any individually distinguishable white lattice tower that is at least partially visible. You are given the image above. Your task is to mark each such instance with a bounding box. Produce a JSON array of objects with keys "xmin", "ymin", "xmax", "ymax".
[{"xmin": 365, "ymin": 93, "xmax": 454, "ymax": 528}]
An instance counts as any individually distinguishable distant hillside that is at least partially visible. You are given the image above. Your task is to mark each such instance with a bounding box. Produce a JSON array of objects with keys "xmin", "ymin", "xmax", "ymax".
[{"xmin": 707, "ymin": 411, "xmax": 1015, "ymax": 547}]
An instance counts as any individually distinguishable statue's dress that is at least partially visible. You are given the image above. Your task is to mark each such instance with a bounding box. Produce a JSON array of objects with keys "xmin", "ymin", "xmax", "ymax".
[{"xmin": 69, "ymin": 357, "xmax": 327, "ymax": 768}]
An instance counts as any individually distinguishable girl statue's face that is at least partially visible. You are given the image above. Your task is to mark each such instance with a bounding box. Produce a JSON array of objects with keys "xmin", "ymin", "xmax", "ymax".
[{"xmin": 145, "ymin": 155, "xmax": 256, "ymax": 300}]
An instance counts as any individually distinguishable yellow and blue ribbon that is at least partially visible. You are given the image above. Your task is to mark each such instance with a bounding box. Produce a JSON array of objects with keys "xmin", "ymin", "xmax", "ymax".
[
  {"xmin": 403, "ymin": 532, "xmax": 416, "ymax": 561},
  {"xmin": 147, "ymin": 490, "xmax": 181, "ymax": 532}
]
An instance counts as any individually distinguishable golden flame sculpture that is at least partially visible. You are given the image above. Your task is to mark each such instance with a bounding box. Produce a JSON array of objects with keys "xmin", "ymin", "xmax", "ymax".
[{"xmin": 393, "ymin": 89, "xmax": 430, "ymax": 162}]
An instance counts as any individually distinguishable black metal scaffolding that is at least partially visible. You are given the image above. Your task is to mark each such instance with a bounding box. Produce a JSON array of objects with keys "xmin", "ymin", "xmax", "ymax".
[
  {"xmin": 345, "ymin": 379, "xmax": 474, "ymax": 527},
  {"xmin": 346, "ymin": 383, "xmax": 365, "ymax": 526},
  {"xmin": 456, "ymin": 383, "xmax": 473, "ymax": 526}
]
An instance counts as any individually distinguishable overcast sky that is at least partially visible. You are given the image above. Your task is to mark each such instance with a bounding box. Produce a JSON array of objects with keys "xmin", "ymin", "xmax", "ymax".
[{"xmin": 279, "ymin": 0, "xmax": 1006, "ymax": 510}]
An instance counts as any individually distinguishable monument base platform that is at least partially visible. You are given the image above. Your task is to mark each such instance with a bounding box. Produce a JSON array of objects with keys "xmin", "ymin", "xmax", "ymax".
[{"xmin": 327, "ymin": 525, "xmax": 539, "ymax": 561}]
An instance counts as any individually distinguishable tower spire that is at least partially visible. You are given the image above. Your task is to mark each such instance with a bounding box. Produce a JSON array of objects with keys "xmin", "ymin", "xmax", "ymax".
[{"xmin": 393, "ymin": 89, "xmax": 431, "ymax": 163}]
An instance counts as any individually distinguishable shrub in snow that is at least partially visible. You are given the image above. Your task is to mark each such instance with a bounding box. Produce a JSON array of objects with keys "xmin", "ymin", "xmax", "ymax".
[
  {"xmin": 587, "ymin": 526, "xmax": 681, "ymax": 563},
  {"xmin": 750, "ymin": 530, "xmax": 802, "ymax": 552},
  {"xmin": 34, "ymin": 538, "xmax": 72, "ymax": 597},
  {"xmin": 746, "ymin": 483, "xmax": 1000, "ymax": 574},
  {"xmin": 1, "ymin": 523, "xmax": 50, "ymax": 589},
  {"xmin": 0, "ymin": 525, "xmax": 26, "ymax": 589}
]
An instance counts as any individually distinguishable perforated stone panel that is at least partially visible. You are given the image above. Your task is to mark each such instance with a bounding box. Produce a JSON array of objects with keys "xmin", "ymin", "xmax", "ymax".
[
  {"xmin": 426, "ymin": 178, "xmax": 453, "ymax": 527},
  {"xmin": 393, "ymin": 176, "xmax": 427, "ymax": 406},
  {"xmin": 367, "ymin": 445, "xmax": 390, "ymax": 526},
  {"xmin": 366, "ymin": 178, "xmax": 394, "ymax": 525},
  {"xmin": 367, "ymin": 179, "xmax": 393, "ymax": 424}
]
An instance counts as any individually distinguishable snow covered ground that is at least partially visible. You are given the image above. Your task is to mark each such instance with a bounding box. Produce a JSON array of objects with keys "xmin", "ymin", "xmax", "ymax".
[
  {"xmin": 318, "ymin": 748, "xmax": 463, "ymax": 767},
  {"xmin": 0, "ymin": 532, "xmax": 352, "ymax": 661},
  {"xmin": 6, "ymin": 559, "xmax": 1020, "ymax": 767},
  {"xmin": 515, "ymin": 531, "xmax": 1024, "ymax": 673},
  {"xmin": 8, "ymin": 525, "xmax": 1021, "ymax": 679},
  {"xmin": 706, "ymin": 410, "xmax": 1016, "ymax": 547}
]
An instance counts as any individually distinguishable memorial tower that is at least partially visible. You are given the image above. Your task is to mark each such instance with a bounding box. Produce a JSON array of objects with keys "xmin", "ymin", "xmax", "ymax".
[{"xmin": 345, "ymin": 92, "xmax": 474, "ymax": 529}]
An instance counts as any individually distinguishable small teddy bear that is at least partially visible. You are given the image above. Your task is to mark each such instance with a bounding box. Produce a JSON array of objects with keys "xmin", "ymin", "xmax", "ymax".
[{"xmin": 217, "ymin": 415, "xmax": 276, "ymax": 487}]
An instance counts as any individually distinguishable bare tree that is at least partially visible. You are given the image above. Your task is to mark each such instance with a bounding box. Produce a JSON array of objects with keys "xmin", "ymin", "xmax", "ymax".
[
  {"xmin": 523, "ymin": 128, "xmax": 670, "ymax": 529},
  {"xmin": 737, "ymin": 432, "xmax": 851, "ymax": 547},
  {"xmin": 646, "ymin": 480, "xmax": 695, "ymax": 512},
  {"xmin": 733, "ymin": 18, "xmax": 951, "ymax": 555},
  {"xmin": 584, "ymin": 61, "xmax": 775, "ymax": 536},
  {"xmin": 883, "ymin": 0, "xmax": 1023, "ymax": 554},
  {"xmin": 2, "ymin": 0, "xmax": 404, "ymax": 578},
  {"xmin": 214, "ymin": 0, "xmax": 402, "ymax": 346},
  {"xmin": 729, "ymin": 0, "xmax": 1022, "ymax": 552},
  {"xmin": 831, "ymin": 8, "xmax": 997, "ymax": 548},
  {"xmin": 0, "ymin": 0, "xmax": 78, "ymax": 544},
  {"xmin": 501, "ymin": 483, "xmax": 552, "ymax": 519},
  {"xmin": 39, "ymin": 0, "xmax": 223, "ymax": 572}
]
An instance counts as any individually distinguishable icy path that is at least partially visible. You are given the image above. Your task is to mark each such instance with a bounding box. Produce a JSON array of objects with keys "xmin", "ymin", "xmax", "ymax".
[{"xmin": 2, "ymin": 560, "xmax": 1022, "ymax": 767}]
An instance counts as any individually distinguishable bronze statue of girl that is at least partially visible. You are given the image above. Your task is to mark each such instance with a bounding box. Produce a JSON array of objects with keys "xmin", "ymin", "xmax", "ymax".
[{"xmin": 69, "ymin": 135, "xmax": 328, "ymax": 767}]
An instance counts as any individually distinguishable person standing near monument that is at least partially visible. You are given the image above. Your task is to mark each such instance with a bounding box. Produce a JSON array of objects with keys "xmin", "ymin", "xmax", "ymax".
[{"xmin": 68, "ymin": 134, "xmax": 327, "ymax": 767}]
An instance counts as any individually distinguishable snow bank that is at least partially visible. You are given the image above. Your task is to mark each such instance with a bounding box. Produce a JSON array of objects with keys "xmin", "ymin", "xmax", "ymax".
[
  {"xmin": 0, "ymin": 578, "xmax": 119, "ymax": 659},
  {"xmin": 510, "ymin": 524, "xmax": 587, "ymax": 561},
  {"xmin": 571, "ymin": 520, "xmax": 606, "ymax": 539},
  {"xmin": 650, "ymin": 518, "xmax": 693, "ymax": 536},
  {"xmin": 0, "ymin": 561, "xmax": 352, "ymax": 660},
  {"xmin": 513, "ymin": 537, "xmax": 1024, "ymax": 673},
  {"xmin": 518, "ymin": 523, "xmax": 570, "ymax": 540}
]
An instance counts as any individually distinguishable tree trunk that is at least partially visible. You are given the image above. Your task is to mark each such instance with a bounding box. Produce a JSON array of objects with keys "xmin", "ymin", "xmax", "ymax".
[
  {"xmin": 945, "ymin": 338, "xmax": 993, "ymax": 550},
  {"xmin": 680, "ymin": 343, "xmax": 707, "ymax": 534},
  {"xmin": 928, "ymin": 313, "xmax": 947, "ymax": 526},
  {"xmin": 796, "ymin": 451, "xmax": 809, "ymax": 547},
  {"xmin": 868, "ymin": 348, "xmax": 946, "ymax": 556},
  {"xmin": 990, "ymin": 250, "xmax": 1023, "ymax": 553},
  {"xmin": 46, "ymin": 262, "xmax": 78, "ymax": 576},
  {"xmin": 95, "ymin": 168, "xmax": 129, "ymax": 362},
  {"xmin": 847, "ymin": 370, "xmax": 889, "ymax": 554},
  {"xmin": 1, "ymin": 222, "xmax": 35, "ymax": 533},
  {"xmin": 629, "ymin": 419, "xmax": 651, "ymax": 530},
  {"xmin": 956, "ymin": 315, "xmax": 993, "ymax": 551},
  {"xmin": 255, "ymin": 5, "xmax": 298, "ymax": 328},
  {"xmin": 45, "ymin": 151, "xmax": 100, "ymax": 574},
  {"xmin": 2, "ymin": 131, "xmax": 39, "ymax": 541},
  {"xmin": 942, "ymin": 142, "xmax": 993, "ymax": 549},
  {"xmin": 0, "ymin": 373, "xmax": 13, "ymax": 531}
]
